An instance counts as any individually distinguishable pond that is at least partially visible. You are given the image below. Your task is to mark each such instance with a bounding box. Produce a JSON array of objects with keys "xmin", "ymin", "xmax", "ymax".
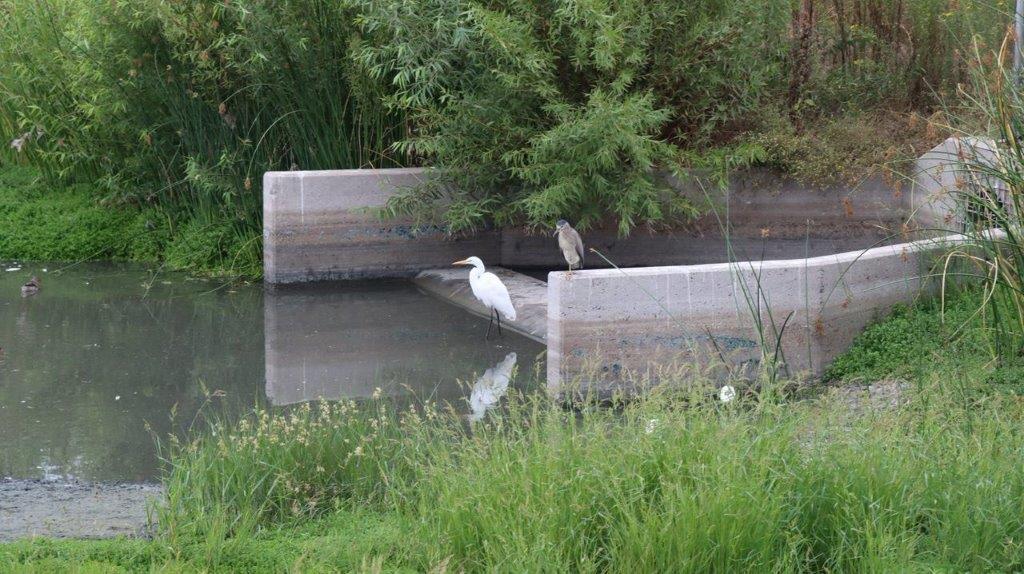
[{"xmin": 0, "ymin": 262, "xmax": 544, "ymax": 483}]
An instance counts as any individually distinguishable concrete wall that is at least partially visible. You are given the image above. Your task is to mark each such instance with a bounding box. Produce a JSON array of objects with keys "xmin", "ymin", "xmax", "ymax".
[
  {"xmin": 909, "ymin": 137, "xmax": 1001, "ymax": 232},
  {"xmin": 545, "ymin": 137, "xmax": 991, "ymax": 395},
  {"xmin": 263, "ymin": 137, "xmax": 989, "ymax": 396},
  {"xmin": 546, "ymin": 236, "xmax": 952, "ymax": 395},
  {"xmin": 264, "ymin": 168, "xmax": 904, "ymax": 283},
  {"xmin": 263, "ymin": 168, "xmax": 498, "ymax": 283}
]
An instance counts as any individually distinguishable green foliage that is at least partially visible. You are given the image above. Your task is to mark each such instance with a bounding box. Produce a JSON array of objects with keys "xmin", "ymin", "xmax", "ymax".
[
  {"xmin": 0, "ymin": 0, "xmax": 403, "ymax": 276},
  {"xmin": 824, "ymin": 289, "xmax": 988, "ymax": 382},
  {"xmin": 0, "ymin": 510, "xmax": 416, "ymax": 573},
  {"xmin": 0, "ymin": 166, "xmax": 164, "ymax": 262},
  {"xmin": 357, "ymin": 0, "xmax": 786, "ymax": 234},
  {"xmin": 15, "ymin": 377, "xmax": 1021, "ymax": 571}
]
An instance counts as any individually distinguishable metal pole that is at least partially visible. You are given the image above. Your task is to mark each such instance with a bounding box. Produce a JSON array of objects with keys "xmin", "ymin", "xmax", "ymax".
[{"xmin": 1016, "ymin": 0, "xmax": 1024, "ymax": 81}]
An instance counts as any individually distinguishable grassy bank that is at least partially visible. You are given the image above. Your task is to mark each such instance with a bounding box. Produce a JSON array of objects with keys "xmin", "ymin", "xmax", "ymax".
[
  {"xmin": 0, "ymin": 165, "xmax": 260, "ymax": 278},
  {"xmin": 5, "ymin": 335, "xmax": 1024, "ymax": 571}
]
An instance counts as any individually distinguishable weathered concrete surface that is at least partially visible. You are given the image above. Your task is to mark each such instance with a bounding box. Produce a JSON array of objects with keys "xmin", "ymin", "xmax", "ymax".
[
  {"xmin": 264, "ymin": 168, "xmax": 901, "ymax": 283},
  {"xmin": 264, "ymin": 168, "xmax": 498, "ymax": 283},
  {"xmin": 547, "ymin": 234, "xmax": 955, "ymax": 396},
  {"xmin": 263, "ymin": 139, "xmax": 989, "ymax": 397},
  {"xmin": 0, "ymin": 479, "xmax": 160, "ymax": 540},
  {"xmin": 503, "ymin": 170, "xmax": 903, "ymax": 269},
  {"xmin": 414, "ymin": 267, "xmax": 547, "ymax": 343},
  {"xmin": 909, "ymin": 136, "xmax": 1003, "ymax": 233}
]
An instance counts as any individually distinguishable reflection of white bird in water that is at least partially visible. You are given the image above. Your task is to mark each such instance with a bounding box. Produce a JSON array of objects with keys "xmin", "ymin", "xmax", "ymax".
[
  {"xmin": 469, "ymin": 352, "xmax": 517, "ymax": 422},
  {"xmin": 452, "ymin": 256, "xmax": 516, "ymax": 339}
]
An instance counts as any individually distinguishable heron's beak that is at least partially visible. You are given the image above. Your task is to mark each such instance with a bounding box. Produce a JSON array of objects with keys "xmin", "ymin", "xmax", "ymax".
[{"xmin": 452, "ymin": 259, "xmax": 470, "ymax": 266}]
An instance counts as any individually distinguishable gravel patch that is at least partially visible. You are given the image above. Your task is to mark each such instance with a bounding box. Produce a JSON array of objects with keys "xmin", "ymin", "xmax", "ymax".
[{"xmin": 0, "ymin": 479, "xmax": 162, "ymax": 540}]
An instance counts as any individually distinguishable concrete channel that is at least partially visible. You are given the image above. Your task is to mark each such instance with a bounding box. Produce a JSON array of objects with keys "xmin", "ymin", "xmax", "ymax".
[{"xmin": 264, "ymin": 137, "xmax": 992, "ymax": 395}]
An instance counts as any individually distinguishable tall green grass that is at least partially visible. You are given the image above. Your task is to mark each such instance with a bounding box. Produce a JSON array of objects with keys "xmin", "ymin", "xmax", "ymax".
[
  {"xmin": 157, "ymin": 375, "xmax": 1024, "ymax": 572},
  {"xmin": 0, "ymin": 0, "xmax": 404, "ymax": 277},
  {"xmin": 924, "ymin": 37, "xmax": 1024, "ymax": 362}
]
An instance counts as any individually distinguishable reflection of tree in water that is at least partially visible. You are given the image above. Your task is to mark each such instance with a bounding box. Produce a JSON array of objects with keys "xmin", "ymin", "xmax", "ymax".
[
  {"xmin": 0, "ymin": 264, "xmax": 265, "ymax": 481},
  {"xmin": 468, "ymin": 352, "xmax": 517, "ymax": 423}
]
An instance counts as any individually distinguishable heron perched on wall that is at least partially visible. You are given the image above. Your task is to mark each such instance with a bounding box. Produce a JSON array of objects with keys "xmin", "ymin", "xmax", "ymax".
[
  {"xmin": 554, "ymin": 220, "xmax": 584, "ymax": 276},
  {"xmin": 453, "ymin": 256, "xmax": 517, "ymax": 339}
]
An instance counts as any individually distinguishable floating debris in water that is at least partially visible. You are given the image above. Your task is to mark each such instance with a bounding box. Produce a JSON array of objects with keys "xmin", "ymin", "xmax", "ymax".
[
  {"xmin": 5, "ymin": 267, "xmax": 21, "ymax": 272},
  {"xmin": 114, "ymin": 395, "xmax": 121, "ymax": 401}
]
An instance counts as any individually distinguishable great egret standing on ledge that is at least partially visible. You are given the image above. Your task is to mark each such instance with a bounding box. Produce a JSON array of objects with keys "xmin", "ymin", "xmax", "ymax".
[{"xmin": 453, "ymin": 256, "xmax": 517, "ymax": 339}]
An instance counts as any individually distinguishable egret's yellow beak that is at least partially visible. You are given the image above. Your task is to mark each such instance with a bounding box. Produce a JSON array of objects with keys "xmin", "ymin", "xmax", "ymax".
[{"xmin": 452, "ymin": 259, "xmax": 470, "ymax": 266}]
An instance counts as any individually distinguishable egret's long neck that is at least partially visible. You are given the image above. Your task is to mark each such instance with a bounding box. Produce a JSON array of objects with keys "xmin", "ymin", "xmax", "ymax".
[{"xmin": 469, "ymin": 265, "xmax": 484, "ymax": 281}]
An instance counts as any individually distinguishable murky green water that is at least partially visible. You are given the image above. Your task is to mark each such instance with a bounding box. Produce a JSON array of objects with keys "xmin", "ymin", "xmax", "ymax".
[{"xmin": 0, "ymin": 262, "xmax": 544, "ymax": 482}]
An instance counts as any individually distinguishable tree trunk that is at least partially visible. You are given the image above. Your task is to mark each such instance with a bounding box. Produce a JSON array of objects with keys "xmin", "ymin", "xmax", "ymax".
[{"xmin": 788, "ymin": 0, "xmax": 815, "ymax": 124}]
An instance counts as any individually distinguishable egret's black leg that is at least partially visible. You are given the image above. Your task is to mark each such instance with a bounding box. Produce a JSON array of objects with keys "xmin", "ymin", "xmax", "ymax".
[
  {"xmin": 486, "ymin": 308, "xmax": 494, "ymax": 340},
  {"xmin": 497, "ymin": 312, "xmax": 503, "ymax": 336}
]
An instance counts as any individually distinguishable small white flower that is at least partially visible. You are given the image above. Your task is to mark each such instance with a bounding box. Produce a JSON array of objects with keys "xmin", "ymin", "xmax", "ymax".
[
  {"xmin": 719, "ymin": 385, "xmax": 736, "ymax": 403},
  {"xmin": 644, "ymin": 419, "xmax": 658, "ymax": 434}
]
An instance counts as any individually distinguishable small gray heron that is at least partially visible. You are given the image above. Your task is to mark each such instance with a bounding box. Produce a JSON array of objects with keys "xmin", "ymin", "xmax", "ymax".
[
  {"xmin": 554, "ymin": 219, "xmax": 584, "ymax": 277},
  {"xmin": 452, "ymin": 256, "xmax": 517, "ymax": 339}
]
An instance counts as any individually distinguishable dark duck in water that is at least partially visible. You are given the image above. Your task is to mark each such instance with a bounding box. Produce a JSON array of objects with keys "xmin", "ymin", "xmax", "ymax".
[{"xmin": 21, "ymin": 276, "xmax": 40, "ymax": 297}]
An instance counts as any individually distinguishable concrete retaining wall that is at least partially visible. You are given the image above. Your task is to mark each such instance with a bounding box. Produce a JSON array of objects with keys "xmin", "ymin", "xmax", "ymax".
[
  {"xmin": 263, "ymin": 168, "xmax": 498, "ymax": 283},
  {"xmin": 263, "ymin": 168, "xmax": 903, "ymax": 283},
  {"xmin": 263, "ymin": 136, "xmax": 988, "ymax": 394},
  {"xmin": 546, "ymin": 236, "xmax": 951, "ymax": 394},
  {"xmin": 545, "ymin": 137, "xmax": 990, "ymax": 395}
]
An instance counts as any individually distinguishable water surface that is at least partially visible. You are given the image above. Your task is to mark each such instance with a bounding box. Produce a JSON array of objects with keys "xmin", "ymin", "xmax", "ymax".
[{"xmin": 0, "ymin": 262, "xmax": 543, "ymax": 482}]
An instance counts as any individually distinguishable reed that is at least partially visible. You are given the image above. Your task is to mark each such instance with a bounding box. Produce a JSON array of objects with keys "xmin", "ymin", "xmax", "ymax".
[{"xmin": 152, "ymin": 371, "xmax": 1024, "ymax": 572}]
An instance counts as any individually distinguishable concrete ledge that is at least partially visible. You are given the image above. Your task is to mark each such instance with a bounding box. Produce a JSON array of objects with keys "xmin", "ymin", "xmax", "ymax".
[
  {"xmin": 546, "ymin": 233, "xmax": 964, "ymax": 396},
  {"xmin": 414, "ymin": 267, "xmax": 547, "ymax": 343}
]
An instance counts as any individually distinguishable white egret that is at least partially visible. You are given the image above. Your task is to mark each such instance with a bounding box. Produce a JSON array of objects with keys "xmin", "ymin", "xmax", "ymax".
[
  {"xmin": 468, "ymin": 352, "xmax": 517, "ymax": 422},
  {"xmin": 452, "ymin": 256, "xmax": 517, "ymax": 339},
  {"xmin": 554, "ymin": 220, "xmax": 584, "ymax": 277}
]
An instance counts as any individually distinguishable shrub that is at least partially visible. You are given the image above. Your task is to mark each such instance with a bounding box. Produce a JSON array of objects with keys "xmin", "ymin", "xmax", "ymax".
[
  {"xmin": 355, "ymin": 0, "xmax": 788, "ymax": 235},
  {"xmin": 823, "ymin": 289, "xmax": 987, "ymax": 382}
]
